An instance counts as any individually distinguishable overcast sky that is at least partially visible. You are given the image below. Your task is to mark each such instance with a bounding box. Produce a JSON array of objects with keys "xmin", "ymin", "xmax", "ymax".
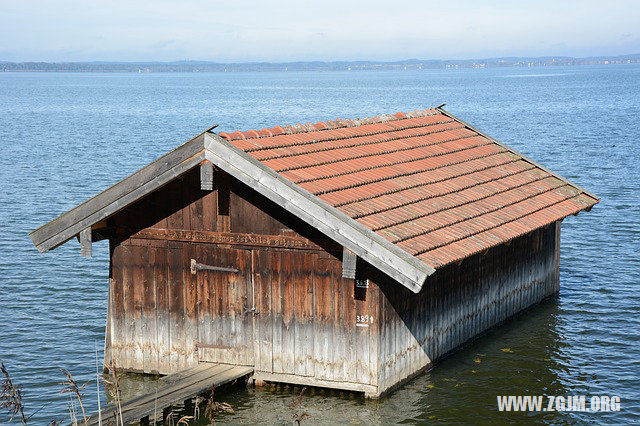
[{"xmin": 1, "ymin": 0, "xmax": 638, "ymax": 62}]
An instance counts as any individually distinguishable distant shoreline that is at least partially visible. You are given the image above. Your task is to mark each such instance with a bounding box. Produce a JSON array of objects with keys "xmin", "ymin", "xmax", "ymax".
[{"xmin": 1, "ymin": 54, "xmax": 638, "ymax": 73}]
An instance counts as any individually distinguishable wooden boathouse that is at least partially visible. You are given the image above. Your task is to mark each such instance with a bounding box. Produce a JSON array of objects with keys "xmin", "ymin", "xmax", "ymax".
[{"xmin": 30, "ymin": 107, "xmax": 598, "ymax": 398}]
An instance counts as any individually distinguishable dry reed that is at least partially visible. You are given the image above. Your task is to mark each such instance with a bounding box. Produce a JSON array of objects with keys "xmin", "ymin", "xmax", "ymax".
[
  {"xmin": 59, "ymin": 368, "xmax": 88, "ymax": 425},
  {"xmin": 0, "ymin": 361, "xmax": 27, "ymax": 424},
  {"xmin": 289, "ymin": 387, "xmax": 309, "ymax": 425},
  {"xmin": 102, "ymin": 360, "xmax": 124, "ymax": 426}
]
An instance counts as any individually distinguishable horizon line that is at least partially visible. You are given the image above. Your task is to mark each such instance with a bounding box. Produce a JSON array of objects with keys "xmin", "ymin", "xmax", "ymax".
[{"xmin": 2, "ymin": 52, "xmax": 640, "ymax": 65}]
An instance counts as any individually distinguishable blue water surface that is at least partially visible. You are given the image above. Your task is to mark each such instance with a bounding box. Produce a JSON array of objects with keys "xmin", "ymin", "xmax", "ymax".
[{"xmin": 0, "ymin": 65, "xmax": 638, "ymax": 423}]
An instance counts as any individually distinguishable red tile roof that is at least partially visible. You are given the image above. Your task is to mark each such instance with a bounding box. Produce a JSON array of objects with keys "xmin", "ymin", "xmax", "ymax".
[{"xmin": 218, "ymin": 108, "xmax": 598, "ymax": 270}]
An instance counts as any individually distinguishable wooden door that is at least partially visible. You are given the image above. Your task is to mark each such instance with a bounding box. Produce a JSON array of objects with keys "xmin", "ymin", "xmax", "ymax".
[{"xmin": 192, "ymin": 244, "xmax": 254, "ymax": 366}]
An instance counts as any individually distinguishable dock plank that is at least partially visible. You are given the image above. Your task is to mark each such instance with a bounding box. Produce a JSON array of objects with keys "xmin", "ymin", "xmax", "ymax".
[{"xmin": 89, "ymin": 363, "xmax": 252, "ymax": 425}]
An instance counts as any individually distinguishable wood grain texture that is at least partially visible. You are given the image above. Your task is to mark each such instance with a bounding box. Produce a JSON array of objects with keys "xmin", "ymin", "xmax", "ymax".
[
  {"xmin": 342, "ymin": 248, "xmax": 356, "ymax": 279},
  {"xmin": 79, "ymin": 227, "xmax": 92, "ymax": 257},
  {"xmin": 341, "ymin": 264, "xmax": 357, "ymax": 384},
  {"xmin": 375, "ymin": 224, "xmax": 560, "ymax": 396},
  {"xmin": 188, "ymin": 245, "xmax": 253, "ymax": 366},
  {"xmin": 293, "ymin": 252, "xmax": 314, "ymax": 377},
  {"xmin": 167, "ymin": 244, "xmax": 186, "ymax": 373},
  {"xmin": 109, "ymin": 245, "xmax": 125, "ymax": 368},
  {"xmin": 139, "ymin": 245, "xmax": 156, "ymax": 373},
  {"xmin": 200, "ymin": 161, "xmax": 214, "ymax": 191},
  {"xmin": 183, "ymin": 243, "xmax": 198, "ymax": 367},
  {"xmin": 122, "ymin": 245, "xmax": 137, "ymax": 371},
  {"xmin": 313, "ymin": 256, "xmax": 332, "ymax": 381},
  {"xmin": 101, "ymin": 143, "xmax": 563, "ymax": 399},
  {"xmin": 254, "ymin": 250, "xmax": 273, "ymax": 373},
  {"xmin": 280, "ymin": 251, "xmax": 295, "ymax": 375},
  {"xmin": 271, "ymin": 252, "xmax": 283, "ymax": 374},
  {"xmin": 332, "ymin": 259, "xmax": 345, "ymax": 382}
]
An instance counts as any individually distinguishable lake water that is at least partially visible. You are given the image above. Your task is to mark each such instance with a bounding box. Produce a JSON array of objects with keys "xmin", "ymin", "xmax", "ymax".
[{"xmin": 0, "ymin": 65, "xmax": 638, "ymax": 424}]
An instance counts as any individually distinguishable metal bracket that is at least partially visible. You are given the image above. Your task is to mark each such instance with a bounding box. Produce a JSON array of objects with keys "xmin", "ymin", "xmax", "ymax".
[{"xmin": 190, "ymin": 259, "xmax": 239, "ymax": 275}]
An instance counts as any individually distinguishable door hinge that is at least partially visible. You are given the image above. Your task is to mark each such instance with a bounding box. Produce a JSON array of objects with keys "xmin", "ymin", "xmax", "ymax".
[{"xmin": 190, "ymin": 259, "xmax": 239, "ymax": 275}]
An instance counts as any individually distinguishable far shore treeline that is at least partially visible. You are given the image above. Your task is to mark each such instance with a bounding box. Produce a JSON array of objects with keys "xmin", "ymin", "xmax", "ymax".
[{"xmin": 2, "ymin": 54, "xmax": 639, "ymax": 73}]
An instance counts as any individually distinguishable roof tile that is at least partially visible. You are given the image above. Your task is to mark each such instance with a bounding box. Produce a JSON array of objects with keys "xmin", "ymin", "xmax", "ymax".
[{"xmin": 219, "ymin": 108, "xmax": 598, "ymax": 271}]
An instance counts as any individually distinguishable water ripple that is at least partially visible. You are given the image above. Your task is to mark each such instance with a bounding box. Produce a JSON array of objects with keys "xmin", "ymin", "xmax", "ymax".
[{"xmin": 1, "ymin": 65, "xmax": 639, "ymax": 423}]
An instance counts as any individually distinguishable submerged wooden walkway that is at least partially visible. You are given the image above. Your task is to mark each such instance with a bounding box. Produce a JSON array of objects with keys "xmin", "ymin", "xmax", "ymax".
[{"xmin": 88, "ymin": 363, "xmax": 253, "ymax": 425}]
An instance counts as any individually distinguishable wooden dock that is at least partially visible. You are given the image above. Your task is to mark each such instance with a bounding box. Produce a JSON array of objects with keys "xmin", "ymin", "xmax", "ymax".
[{"xmin": 88, "ymin": 363, "xmax": 253, "ymax": 425}]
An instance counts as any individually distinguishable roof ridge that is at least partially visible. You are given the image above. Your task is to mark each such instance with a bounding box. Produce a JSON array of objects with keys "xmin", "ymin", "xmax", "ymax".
[{"xmin": 218, "ymin": 108, "xmax": 438, "ymax": 141}]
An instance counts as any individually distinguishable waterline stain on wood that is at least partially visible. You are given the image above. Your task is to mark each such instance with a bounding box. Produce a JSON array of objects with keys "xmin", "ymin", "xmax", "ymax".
[{"xmin": 101, "ymin": 166, "xmax": 564, "ymax": 397}]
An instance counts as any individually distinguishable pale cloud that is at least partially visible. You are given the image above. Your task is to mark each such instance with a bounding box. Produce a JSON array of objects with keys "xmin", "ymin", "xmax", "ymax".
[{"xmin": 0, "ymin": 0, "xmax": 638, "ymax": 61}]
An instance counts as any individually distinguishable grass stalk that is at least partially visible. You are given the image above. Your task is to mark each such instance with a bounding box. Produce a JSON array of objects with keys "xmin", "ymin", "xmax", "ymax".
[
  {"xmin": 59, "ymin": 368, "xmax": 88, "ymax": 425},
  {"xmin": 102, "ymin": 360, "xmax": 123, "ymax": 426},
  {"xmin": 95, "ymin": 342, "xmax": 102, "ymax": 426},
  {"xmin": 0, "ymin": 361, "xmax": 27, "ymax": 424}
]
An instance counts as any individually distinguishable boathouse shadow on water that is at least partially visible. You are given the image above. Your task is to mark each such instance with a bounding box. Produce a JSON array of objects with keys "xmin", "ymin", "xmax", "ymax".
[{"xmin": 380, "ymin": 296, "xmax": 570, "ymax": 425}]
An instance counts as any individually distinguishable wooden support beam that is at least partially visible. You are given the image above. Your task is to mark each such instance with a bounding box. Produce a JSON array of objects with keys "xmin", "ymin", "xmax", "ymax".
[
  {"xmin": 200, "ymin": 161, "xmax": 214, "ymax": 190},
  {"xmin": 342, "ymin": 247, "xmax": 356, "ymax": 279},
  {"xmin": 79, "ymin": 227, "xmax": 92, "ymax": 257},
  {"xmin": 184, "ymin": 398, "xmax": 193, "ymax": 412},
  {"xmin": 129, "ymin": 228, "xmax": 337, "ymax": 251}
]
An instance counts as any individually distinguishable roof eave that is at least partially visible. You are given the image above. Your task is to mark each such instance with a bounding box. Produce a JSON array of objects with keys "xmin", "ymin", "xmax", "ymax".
[
  {"xmin": 29, "ymin": 135, "xmax": 207, "ymax": 253},
  {"xmin": 204, "ymin": 133, "xmax": 434, "ymax": 293}
]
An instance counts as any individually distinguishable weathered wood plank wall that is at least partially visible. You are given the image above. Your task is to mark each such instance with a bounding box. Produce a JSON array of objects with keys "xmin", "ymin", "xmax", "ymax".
[
  {"xmin": 105, "ymin": 168, "xmax": 378, "ymax": 392},
  {"xmin": 251, "ymin": 251, "xmax": 380, "ymax": 394},
  {"xmin": 109, "ymin": 240, "xmax": 256, "ymax": 374},
  {"xmin": 104, "ymin": 166, "xmax": 562, "ymax": 398},
  {"xmin": 374, "ymin": 222, "xmax": 561, "ymax": 395}
]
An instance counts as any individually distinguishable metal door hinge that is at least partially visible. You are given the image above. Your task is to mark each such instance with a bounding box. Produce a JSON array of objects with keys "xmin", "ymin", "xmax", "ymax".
[{"xmin": 190, "ymin": 259, "xmax": 239, "ymax": 275}]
